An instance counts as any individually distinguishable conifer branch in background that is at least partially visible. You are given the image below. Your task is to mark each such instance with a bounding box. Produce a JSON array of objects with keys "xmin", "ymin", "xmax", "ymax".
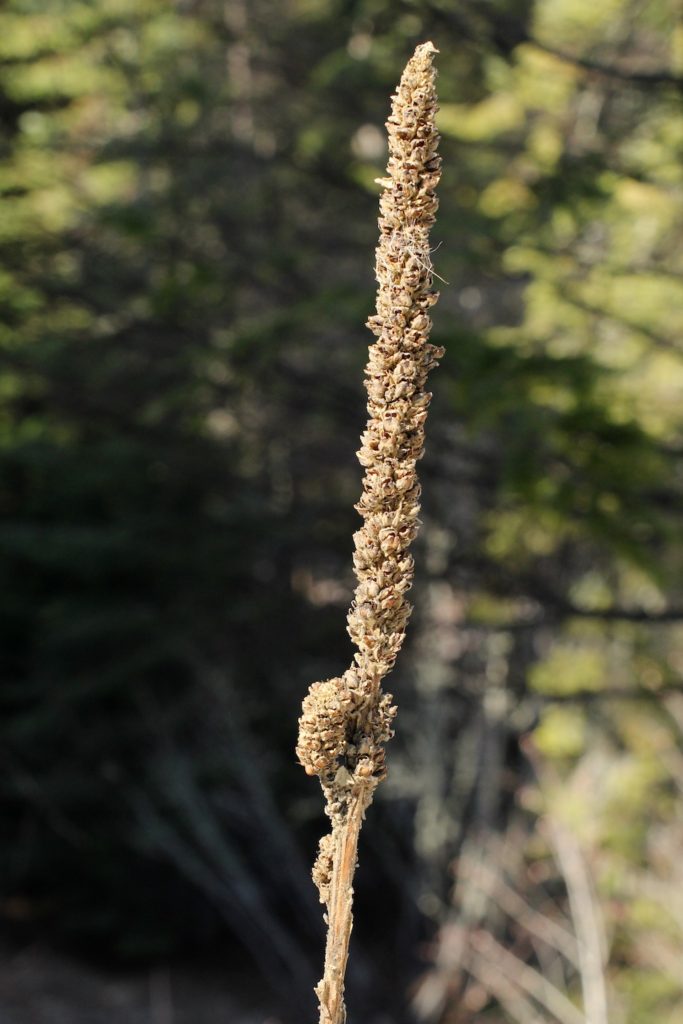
[{"xmin": 296, "ymin": 42, "xmax": 443, "ymax": 1024}]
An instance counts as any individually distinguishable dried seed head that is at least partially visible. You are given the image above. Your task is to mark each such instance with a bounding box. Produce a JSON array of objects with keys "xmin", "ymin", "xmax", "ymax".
[
  {"xmin": 343, "ymin": 41, "xmax": 442, "ymax": 705},
  {"xmin": 296, "ymin": 678, "xmax": 356, "ymax": 778},
  {"xmin": 299, "ymin": 43, "xmax": 442, "ymax": 1024}
]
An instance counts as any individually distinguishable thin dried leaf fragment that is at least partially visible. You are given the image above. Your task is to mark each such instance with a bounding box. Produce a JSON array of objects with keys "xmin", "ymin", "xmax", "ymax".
[{"xmin": 312, "ymin": 832, "xmax": 335, "ymax": 905}]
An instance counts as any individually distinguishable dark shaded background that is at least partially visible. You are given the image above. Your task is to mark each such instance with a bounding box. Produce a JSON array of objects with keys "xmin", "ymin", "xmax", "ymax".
[{"xmin": 3, "ymin": 1, "xmax": 683, "ymax": 1021}]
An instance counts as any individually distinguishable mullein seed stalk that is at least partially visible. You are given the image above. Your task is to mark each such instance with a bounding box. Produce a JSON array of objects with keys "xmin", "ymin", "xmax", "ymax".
[{"xmin": 297, "ymin": 42, "xmax": 443, "ymax": 1024}]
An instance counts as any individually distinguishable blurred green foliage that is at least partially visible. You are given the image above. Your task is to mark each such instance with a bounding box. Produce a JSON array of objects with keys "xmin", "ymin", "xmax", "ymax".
[{"xmin": 2, "ymin": 0, "xmax": 683, "ymax": 1021}]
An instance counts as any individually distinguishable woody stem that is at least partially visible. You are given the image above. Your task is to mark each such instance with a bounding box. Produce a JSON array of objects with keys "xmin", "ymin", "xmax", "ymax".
[{"xmin": 316, "ymin": 783, "xmax": 373, "ymax": 1024}]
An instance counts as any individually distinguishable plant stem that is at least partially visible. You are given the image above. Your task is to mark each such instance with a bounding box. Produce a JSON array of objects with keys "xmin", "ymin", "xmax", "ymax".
[
  {"xmin": 297, "ymin": 41, "xmax": 442, "ymax": 1024},
  {"xmin": 316, "ymin": 782, "xmax": 372, "ymax": 1024}
]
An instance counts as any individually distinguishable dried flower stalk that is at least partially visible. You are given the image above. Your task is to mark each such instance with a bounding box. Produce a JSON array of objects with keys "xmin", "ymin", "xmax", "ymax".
[{"xmin": 297, "ymin": 41, "xmax": 443, "ymax": 1024}]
